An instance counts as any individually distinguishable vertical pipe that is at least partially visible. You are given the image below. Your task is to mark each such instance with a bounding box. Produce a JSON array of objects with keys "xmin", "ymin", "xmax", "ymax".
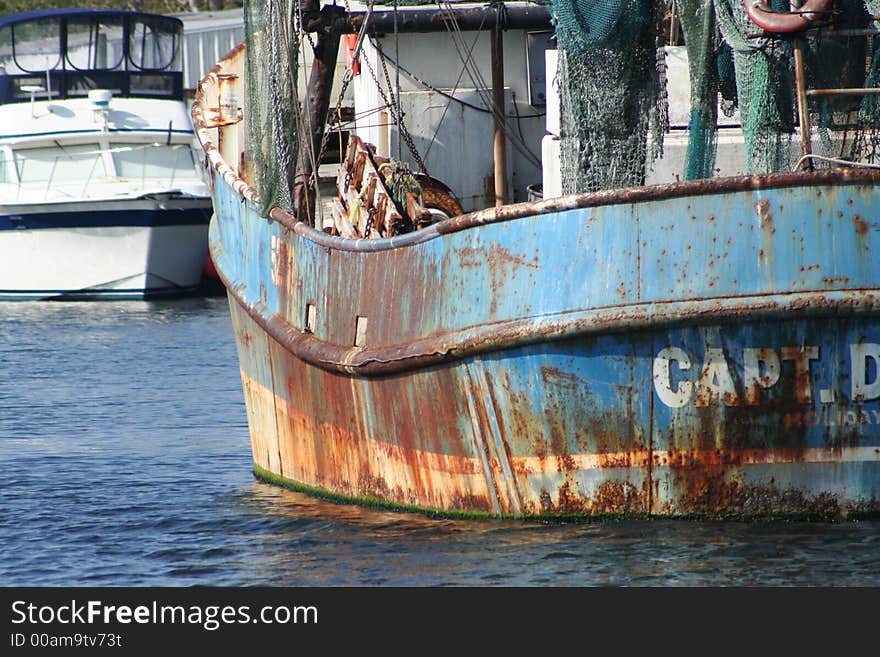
[
  {"xmin": 491, "ymin": 26, "xmax": 508, "ymax": 206},
  {"xmin": 792, "ymin": 36, "xmax": 813, "ymax": 171},
  {"xmin": 394, "ymin": 0, "xmax": 402, "ymax": 162},
  {"xmin": 293, "ymin": 5, "xmax": 344, "ymax": 225}
]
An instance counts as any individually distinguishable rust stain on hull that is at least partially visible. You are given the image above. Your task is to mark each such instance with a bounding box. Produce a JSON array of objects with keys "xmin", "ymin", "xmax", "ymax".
[{"xmin": 232, "ymin": 297, "xmax": 880, "ymax": 518}]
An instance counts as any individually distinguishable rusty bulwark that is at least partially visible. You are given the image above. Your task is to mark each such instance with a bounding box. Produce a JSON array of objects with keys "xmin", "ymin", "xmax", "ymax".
[{"xmin": 225, "ymin": 282, "xmax": 880, "ymax": 517}]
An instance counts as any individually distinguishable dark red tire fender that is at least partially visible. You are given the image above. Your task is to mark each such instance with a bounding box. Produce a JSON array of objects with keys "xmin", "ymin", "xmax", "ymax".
[{"xmin": 743, "ymin": 0, "xmax": 832, "ymax": 33}]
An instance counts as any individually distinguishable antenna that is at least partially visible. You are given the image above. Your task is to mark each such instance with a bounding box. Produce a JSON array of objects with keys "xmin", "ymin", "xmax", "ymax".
[{"xmin": 88, "ymin": 89, "xmax": 113, "ymax": 132}]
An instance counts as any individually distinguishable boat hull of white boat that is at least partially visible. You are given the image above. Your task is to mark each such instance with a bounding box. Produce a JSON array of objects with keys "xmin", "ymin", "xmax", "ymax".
[{"xmin": 0, "ymin": 197, "xmax": 210, "ymax": 301}]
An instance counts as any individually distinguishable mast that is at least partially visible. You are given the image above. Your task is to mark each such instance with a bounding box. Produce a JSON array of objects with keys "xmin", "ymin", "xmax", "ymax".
[{"xmin": 491, "ymin": 25, "xmax": 507, "ymax": 206}]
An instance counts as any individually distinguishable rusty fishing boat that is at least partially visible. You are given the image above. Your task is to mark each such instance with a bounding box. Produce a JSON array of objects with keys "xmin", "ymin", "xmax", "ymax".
[{"xmin": 194, "ymin": 0, "xmax": 880, "ymax": 518}]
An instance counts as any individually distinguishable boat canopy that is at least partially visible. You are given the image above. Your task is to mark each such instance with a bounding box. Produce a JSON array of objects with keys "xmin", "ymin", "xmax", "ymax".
[{"xmin": 0, "ymin": 9, "xmax": 184, "ymax": 104}]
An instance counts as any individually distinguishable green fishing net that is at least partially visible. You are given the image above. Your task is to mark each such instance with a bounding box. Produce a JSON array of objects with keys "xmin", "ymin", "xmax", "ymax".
[
  {"xmin": 676, "ymin": 0, "xmax": 727, "ymax": 179},
  {"xmin": 553, "ymin": 0, "xmax": 880, "ymax": 185},
  {"xmin": 549, "ymin": 0, "xmax": 669, "ymax": 193},
  {"xmin": 712, "ymin": 0, "xmax": 797, "ymax": 173},
  {"xmin": 243, "ymin": 0, "xmax": 300, "ymax": 216},
  {"xmin": 833, "ymin": 0, "xmax": 880, "ymax": 164},
  {"xmin": 695, "ymin": 0, "xmax": 880, "ymax": 174}
]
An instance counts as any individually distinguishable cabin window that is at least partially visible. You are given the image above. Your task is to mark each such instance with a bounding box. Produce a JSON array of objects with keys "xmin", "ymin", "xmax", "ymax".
[
  {"xmin": 128, "ymin": 17, "xmax": 179, "ymax": 71},
  {"xmin": 65, "ymin": 73, "xmax": 123, "ymax": 98},
  {"xmin": 7, "ymin": 18, "xmax": 62, "ymax": 74},
  {"xmin": 110, "ymin": 143, "xmax": 196, "ymax": 182},
  {"xmin": 66, "ymin": 16, "xmax": 125, "ymax": 71},
  {"xmin": 128, "ymin": 73, "xmax": 176, "ymax": 97},
  {"xmin": 13, "ymin": 144, "xmax": 107, "ymax": 183}
]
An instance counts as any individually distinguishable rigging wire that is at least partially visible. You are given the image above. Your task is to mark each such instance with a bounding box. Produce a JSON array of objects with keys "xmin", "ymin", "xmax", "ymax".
[
  {"xmin": 372, "ymin": 42, "xmax": 544, "ymax": 166},
  {"xmin": 315, "ymin": 0, "xmax": 376, "ymax": 169},
  {"xmin": 442, "ymin": 2, "xmax": 498, "ymax": 115},
  {"xmin": 326, "ymin": 104, "xmax": 392, "ymax": 135},
  {"xmin": 436, "ymin": 0, "xmax": 543, "ymax": 169},
  {"xmin": 291, "ymin": 0, "xmax": 324, "ymax": 222},
  {"xmin": 377, "ymin": 48, "xmax": 546, "ymax": 120}
]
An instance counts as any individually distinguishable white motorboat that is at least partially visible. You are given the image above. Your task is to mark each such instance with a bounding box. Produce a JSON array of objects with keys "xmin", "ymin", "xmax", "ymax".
[{"xmin": 0, "ymin": 8, "xmax": 213, "ymax": 300}]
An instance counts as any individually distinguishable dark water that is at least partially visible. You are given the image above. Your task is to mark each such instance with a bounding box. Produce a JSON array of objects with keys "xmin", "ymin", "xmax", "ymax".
[{"xmin": 1, "ymin": 298, "xmax": 878, "ymax": 587}]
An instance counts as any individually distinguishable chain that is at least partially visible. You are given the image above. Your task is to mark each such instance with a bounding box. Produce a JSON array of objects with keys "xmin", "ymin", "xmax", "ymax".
[
  {"xmin": 313, "ymin": 28, "xmax": 358, "ymax": 174},
  {"xmin": 306, "ymin": 1, "xmax": 430, "ymax": 204},
  {"xmin": 364, "ymin": 205, "xmax": 377, "ymax": 237},
  {"xmin": 296, "ymin": 21, "xmax": 321, "ymax": 196},
  {"xmin": 371, "ymin": 39, "xmax": 429, "ymax": 176}
]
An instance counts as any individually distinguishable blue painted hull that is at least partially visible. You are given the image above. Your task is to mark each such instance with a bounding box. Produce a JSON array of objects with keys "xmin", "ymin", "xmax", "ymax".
[{"xmin": 206, "ymin": 163, "xmax": 880, "ymax": 518}]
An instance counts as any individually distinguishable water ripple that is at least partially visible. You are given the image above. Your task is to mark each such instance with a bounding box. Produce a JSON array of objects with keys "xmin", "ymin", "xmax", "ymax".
[{"xmin": 2, "ymin": 298, "xmax": 879, "ymax": 586}]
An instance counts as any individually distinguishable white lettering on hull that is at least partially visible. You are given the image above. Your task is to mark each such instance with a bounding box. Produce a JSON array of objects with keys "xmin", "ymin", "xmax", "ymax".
[
  {"xmin": 653, "ymin": 343, "xmax": 880, "ymax": 410},
  {"xmin": 653, "ymin": 347, "xmax": 692, "ymax": 408},
  {"xmin": 852, "ymin": 343, "xmax": 880, "ymax": 401}
]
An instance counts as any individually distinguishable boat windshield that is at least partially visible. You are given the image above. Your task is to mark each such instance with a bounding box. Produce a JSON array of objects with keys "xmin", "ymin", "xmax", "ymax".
[
  {"xmin": 0, "ymin": 148, "xmax": 16, "ymax": 184},
  {"xmin": 12, "ymin": 143, "xmax": 108, "ymax": 183},
  {"xmin": 110, "ymin": 143, "xmax": 197, "ymax": 181},
  {"xmin": 66, "ymin": 15, "xmax": 125, "ymax": 72},
  {"xmin": 8, "ymin": 142, "xmax": 198, "ymax": 186},
  {"xmin": 0, "ymin": 11, "xmax": 183, "ymax": 104}
]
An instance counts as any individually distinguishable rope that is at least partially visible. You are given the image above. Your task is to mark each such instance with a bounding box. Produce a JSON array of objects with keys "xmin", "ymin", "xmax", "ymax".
[{"xmin": 794, "ymin": 152, "xmax": 880, "ymax": 169}]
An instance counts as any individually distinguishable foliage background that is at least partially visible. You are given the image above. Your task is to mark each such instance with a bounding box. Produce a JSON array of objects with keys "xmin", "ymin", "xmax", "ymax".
[{"xmin": 0, "ymin": 1, "xmax": 243, "ymax": 14}]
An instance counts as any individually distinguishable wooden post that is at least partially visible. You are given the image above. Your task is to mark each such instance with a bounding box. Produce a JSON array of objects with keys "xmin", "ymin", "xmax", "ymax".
[
  {"xmin": 293, "ymin": 5, "xmax": 345, "ymax": 225},
  {"xmin": 491, "ymin": 26, "xmax": 508, "ymax": 206},
  {"xmin": 792, "ymin": 35, "xmax": 813, "ymax": 171}
]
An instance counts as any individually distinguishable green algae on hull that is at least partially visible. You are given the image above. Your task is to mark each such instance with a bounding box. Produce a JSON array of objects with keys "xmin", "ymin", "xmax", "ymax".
[{"xmin": 252, "ymin": 464, "xmax": 879, "ymax": 522}]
